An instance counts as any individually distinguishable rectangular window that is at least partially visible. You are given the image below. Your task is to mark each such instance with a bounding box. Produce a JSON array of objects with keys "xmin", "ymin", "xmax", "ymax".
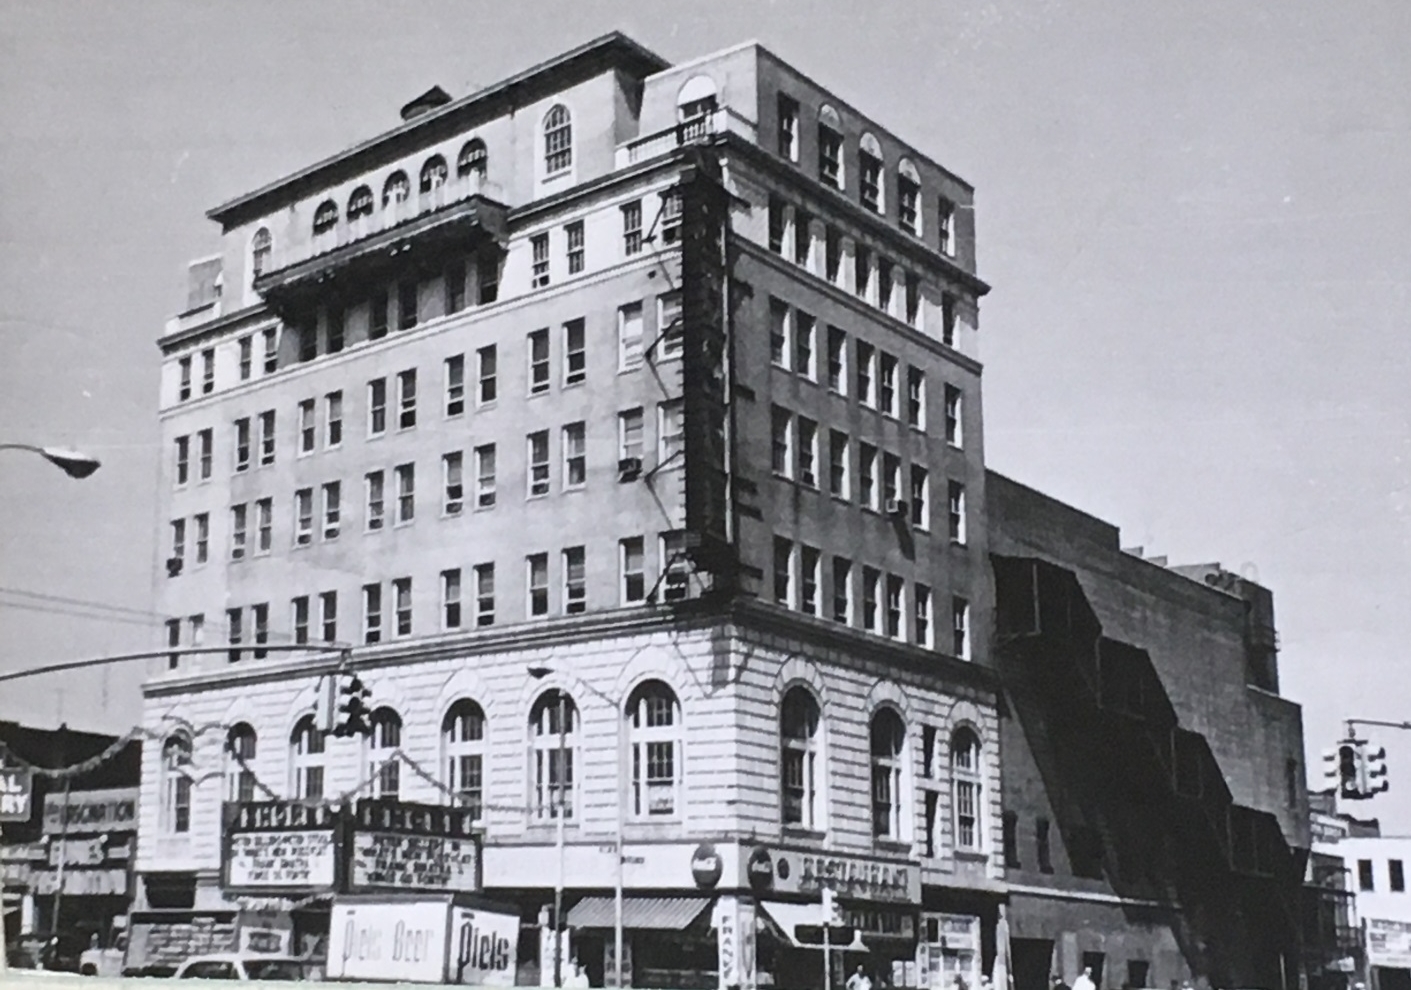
[
  {"xmin": 657, "ymin": 291, "xmax": 683, "ymax": 360},
  {"xmin": 905, "ymin": 272, "xmax": 921, "ymax": 327},
  {"xmin": 1003, "ymin": 812, "xmax": 1020, "ymax": 868},
  {"xmin": 949, "ymin": 481, "xmax": 967, "ymax": 543},
  {"xmin": 393, "ymin": 577, "xmax": 412, "ymax": 636},
  {"xmin": 443, "ymin": 451, "xmax": 464, "ymax": 515},
  {"xmin": 777, "ymin": 93, "xmax": 799, "ymax": 161},
  {"xmin": 943, "ymin": 293, "xmax": 957, "ymax": 348},
  {"xmin": 368, "ymin": 378, "xmax": 387, "ymax": 436},
  {"xmin": 195, "ymin": 429, "xmax": 212, "ymax": 481},
  {"xmin": 262, "ymin": 326, "xmax": 278, "ymax": 373},
  {"xmin": 907, "ymin": 367, "xmax": 927, "ymax": 428},
  {"xmin": 226, "ymin": 607, "xmax": 243, "ymax": 663},
  {"xmin": 622, "ymin": 200, "xmax": 643, "ymax": 256},
  {"xmin": 200, "ymin": 348, "xmax": 215, "ymax": 394},
  {"xmin": 826, "ymin": 326, "xmax": 846, "ymax": 393},
  {"xmin": 169, "ymin": 518, "xmax": 186, "ymax": 570},
  {"xmin": 825, "ymin": 226, "xmax": 842, "ymax": 284},
  {"xmin": 477, "ymin": 253, "xmax": 499, "ymax": 305},
  {"xmin": 938, "ymin": 198, "xmax": 955, "ymax": 256},
  {"xmin": 298, "ymin": 399, "xmax": 315, "ymax": 454},
  {"xmin": 369, "ymin": 290, "xmax": 389, "ymax": 341},
  {"xmin": 660, "ymin": 190, "xmax": 681, "ymax": 243},
  {"xmin": 527, "ymin": 553, "xmax": 549, "ymax": 617},
  {"xmin": 854, "ymin": 243, "xmax": 872, "ymax": 300},
  {"xmin": 828, "ymin": 431, "xmax": 849, "ymax": 499},
  {"xmin": 396, "ymin": 369, "xmax": 417, "ymax": 430},
  {"xmin": 818, "ymin": 124, "xmax": 843, "ymax": 188},
  {"xmin": 911, "ymin": 466, "xmax": 930, "ymax": 529},
  {"xmin": 619, "ymin": 407, "xmax": 644, "ymax": 462},
  {"xmin": 562, "ymin": 422, "xmax": 586, "ymax": 489},
  {"xmin": 856, "ymin": 342, "xmax": 876, "ymax": 406},
  {"xmin": 860, "ymin": 151, "xmax": 882, "ymax": 212},
  {"xmin": 773, "ymin": 537, "xmax": 795, "ymax": 608},
  {"xmin": 1037, "ymin": 818, "xmax": 1054, "ymax": 873},
  {"xmin": 474, "ymin": 563, "xmax": 495, "ymax": 626},
  {"xmin": 442, "ymin": 568, "xmax": 462, "ymax": 630},
  {"xmin": 251, "ymin": 602, "xmax": 269, "ymax": 659},
  {"xmin": 1392, "ymin": 860, "xmax": 1406, "ymax": 893},
  {"xmin": 953, "ymin": 597, "xmax": 971, "ymax": 659},
  {"xmin": 445, "ymin": 262, "xmax": 466, "ymax": 315},
  {"xmin": 619, "ymin": 301, "xmax": 644, "ymax": 370},
  {"xmin": 234, "ymin": 418, "xmax": 251, "ymax": 472},
  {"xmin": 924, "ymin": 792, "xmax": 939, "ymax": 858},
  {"xmin": 528, "ymin": 329, "xmax": 550, "ymax": 394},
  {"xmin": 832, "ymin": 557, "xmax": 852, "ymax": 624},
  {"xmin": 795, "ymin": 311, "xmax": 816, "ymax": 380},
  {"xmin": 771, "ymin": 406, "xmax": 793, "ymax": 477},
  {"xmin": 879, "ymin": 353, "xmax": 898, "ymax": 416},
  {"xmin": 859, "ymin": 443, "xmax": 878, "ymax": 509},
  {"xmin": 767, "ymin": 196, "xmax": 787, "ymax": 255},
  {"xmin": 474, "ymin": 444, "xmax": 496, "ymax": 508},
  {"xmin": 862, "ymin": 566, "xmax": 881, "ymax": 632},
  {"xmin": 563, "ymin": 546, "xmax": 586, "ymax": 614},
  {"xmin": 883, "ymin": 453, "xmax": 902, "ymax": 509},
  {"xmin": 1360, "ymin": 859, "xmax": 1375, "ymax": 892},
  {"xmin": 294, "ymin": 488, "xmax": 313, "ymax": 546},
  {"xmin": 363, "ymin": 583, "xmax": 382, "ymax": 644},
  {"xmin": 915, "ymin": 584, "xmax": 932, "ymax": 647},
  {"xmin": 365, "ymin": 470, "xmax": 385, "ymax": 531},
  {"xmin": 565, "ymin": 220, "xmax": 585, "ymax": 274},
  {"xmin": 397, "ymin": 279, "xmax": 418, "ymax": 330},
  {"xmin": 238, "ymin": 336, "xmax": 252, "ymax": 380},
  {"xmin": 794, "ymin": 208, "xmax": 812, "ymax": 269},
  {"xmin": 477, "ymin": 345, "xmax": 497, "ymax": 405},
  {"xmin": 174, "ymin": 436, "xmax": 190, "ymax": 486},
  {"xmin": 192, "ymin": 512, "xmax": 208, "ymax": 564},
  {"xmin": 800, "ymin": 545, "xmax": 820, "ymax": 616},
  {"xmin": 256, "ymin": 497, "xmax": 272, "ymax": 553},
  {"xmin": 620, "ymin": 537, "xmax": 645, "ymax": 604},
  {"xmin": 326, "ymin": 307, "xmax": 344, "ymax": 355},
  {"xmin": 878, "ymin": 258, "xmax": 894, "ymax": 315},
  {"xmin": 292, "ymin": 596, "xmax": 310, "ymax": 645},
  {"xmin": 325, "ymin": 391, "xmax": 342, "ymax": 448},
  {"xmin": 395, "ymin": 462, "xmax": 415, "ymax": 523},
  {"xmin": 770, "ymin": 298, "xmax": 790, "ymax": 368},
  {"xmin": 886, "ymin": 575, "xmax": 904, "ymax": 639},
  {"xmin": 563, "ymin": 318, "xmax": 586, "ymax": 385},
  {"xmin": 945, "ymin": 385, "xmax": 963, "ymax": 446},
  {"xmin": 530, "ymin": 232, "xmax": 550, "ymax": 288},
  {"xmin": 797, "ymin": 417, "xmax": 818, "ymax": 488},
  {"xmin": 298, "ymin": 322, "xmax": 317, "ymax": 363},
  {"xmin": 658, "ymin": 399, "xmax": 684, "ymax": 463},
  {"xmin": 445, "ymin": 355, "xmax": 465, "ymax": 417},
  {"xmin": 320, "ymin": 591, "xmax": 337, "ymax": 643},
  {"xmin": 899, "ymin": 176, "xmax": 920, "ymax": 234},
  {"xmin": 321, "ymin": 481, "xmax": 340, "ymax": 540},
  {"xmin": 528, "ymin": 431, "xmax": 550, "ymax": 497},
  {"xmin": 258, "ymin": 410, "xmax": 276, "ymax": 465}
]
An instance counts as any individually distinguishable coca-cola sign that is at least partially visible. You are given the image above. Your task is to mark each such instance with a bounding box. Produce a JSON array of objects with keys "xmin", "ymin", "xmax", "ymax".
[{"xmin": 690, "ymin": 842, "xmax": 722, "ymax": 889}]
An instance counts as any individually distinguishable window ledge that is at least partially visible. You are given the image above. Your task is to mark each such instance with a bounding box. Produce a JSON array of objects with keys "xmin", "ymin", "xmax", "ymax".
[
  {"xmin": 782, "ymin": 825, "xmax": 827, "ymax": 841},
  {"xmin": 874, "ymin": 839, "xmax": 912, "ymax": 855},
  {"xmin": 954, "ymin": 849, "xmax": 989, "ymax": 863}
]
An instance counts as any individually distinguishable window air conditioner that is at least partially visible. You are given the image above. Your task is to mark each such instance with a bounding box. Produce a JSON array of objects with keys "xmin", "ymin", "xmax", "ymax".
[
  {"xmin": 884, "ymin": 499, "xmax": 907, "ymax": 517},
  {"xmin": 166, "ymin": 556, "xmax": 184, "ymax": 577},
  {"xmin": 618, "ymin": 457, "xmax": 643, "ymax": 481}
]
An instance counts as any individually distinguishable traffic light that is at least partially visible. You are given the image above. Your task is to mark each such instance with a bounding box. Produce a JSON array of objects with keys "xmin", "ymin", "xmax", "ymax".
[
  {"xmin": 332, "ymin": 673, "xmax": 372, "ymax": 738},
  {"xmin": 1365, "ymin": 746, "xmax": 1390, "ymax": 797},
  {"xmin": 1337, "ymin": 743, "xmax": 1362, "ymax": 800}
]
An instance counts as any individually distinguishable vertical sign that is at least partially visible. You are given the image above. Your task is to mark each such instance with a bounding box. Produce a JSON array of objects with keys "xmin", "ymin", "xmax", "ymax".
[
  {"xmin": 716, "ymin": 896, "xmax": 739, "ymax": 990},
  {"xmin": 0, "ymin": 765, "xmax": 33, "ymax": 822}
]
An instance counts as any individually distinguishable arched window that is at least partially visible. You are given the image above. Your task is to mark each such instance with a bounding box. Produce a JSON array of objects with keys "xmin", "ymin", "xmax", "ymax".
[
  {"xmin": 529, "ymin": 689, "xmax": 577, "ymax": 821},
  {"xmin": 443, "ymin": 699, "xmax": 486, "ymax": 819},
  {"xmin": 627, "ymin": 681, "xmax": 681, "ymax": 819},
  {"xmin": 225, "ymin": 723, "xmax": 257, "ymax": 803},
  {"xmin": 897, "ymin": 158, "xmax": 922, "ymax": 236},
  {"xmin": 347, "ymin": 185, "xmax": 374, "ymax": 220},
  {"xmin": 251, "ymin": 228, "xmax": 272, "ymax": 278},
  {"xmin": 870, "ymin": 708, "xmax": 907, "ymax": 839},
  {"xmin": 676, "ymin": 75, "xmax": 719, "ymax": 136},
  {"xmin": 312, "ymin": 200, "xmax": 339, "ymax": 235},
  {"xmin": 382, "ymin": 170, "xmax": 410, "ymax": 207},
  {"xmin": 817, "ymin": 105, "xmax": 844, "ymax": 190},
  {"xmin": 780, "ymin": 686, "xmax": 822, "ymax": 828},
  {"xmin": 367, "ymin": 707, "xmax": 402, "ymax": 798},
  {"xmin": 457, "ymin": 139, "xmax": 487, "ymax": 180},
  {"xmin": 951, "ymin": 727, "xmax": 983, "ymax": 851},
  {"xmin": 162, "ymin": 732, "xmax": 193, "ymax": 834},
  {"xmin": 543, "ymin": 105, "xmax": 572, "ymax": 175},
  {"xmin": 419, "ymin": 155, "xmax": 448, "ymax": 194},
  {"xmin": 859, "ymin": 132, "xmax": 884, "ymax": 214},
  {"xmin": 290, "ymin": 714, "xmax": 325, "ymax": 800}
]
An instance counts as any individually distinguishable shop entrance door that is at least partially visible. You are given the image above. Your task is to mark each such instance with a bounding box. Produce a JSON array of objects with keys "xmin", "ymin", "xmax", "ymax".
[{"xmin": 1011, "ymin": 938, "xmax": 1055, "ymax": 990}]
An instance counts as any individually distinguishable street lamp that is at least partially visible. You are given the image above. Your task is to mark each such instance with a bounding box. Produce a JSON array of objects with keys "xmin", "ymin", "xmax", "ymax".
[
  {"xmin": 528, "ymin": 665, "xmax": 626, "ymax": 989},
  {"xmin": 0, "ymin": 443, "xmax": 101, "ymax": 479}
]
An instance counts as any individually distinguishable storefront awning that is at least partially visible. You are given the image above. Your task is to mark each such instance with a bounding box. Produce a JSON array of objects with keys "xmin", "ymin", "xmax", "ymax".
[
  {"xmin": 758, "ymin": 901, "xmax": 868, "ymax": 952},
  {"xmin": 567, "ymin": 896, "xmax": 711, "ymax": 931}
]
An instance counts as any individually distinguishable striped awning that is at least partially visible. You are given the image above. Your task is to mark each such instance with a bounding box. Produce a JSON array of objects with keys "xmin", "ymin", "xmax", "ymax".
[{"xmin": 567, "ymin": 895, "xmax": 710, "ymax": 931}]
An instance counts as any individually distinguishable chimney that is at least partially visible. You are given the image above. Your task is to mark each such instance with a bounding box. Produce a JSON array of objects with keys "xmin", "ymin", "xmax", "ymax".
[{"xmin": 400, "ymin": 85, "xmax": 453, "ymax": 122}]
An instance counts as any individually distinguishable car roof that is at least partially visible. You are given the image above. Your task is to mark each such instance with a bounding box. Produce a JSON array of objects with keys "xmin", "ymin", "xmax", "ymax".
[{"xmin": 181, "ymin": 954, "xmax": 305, "ymax": 964}]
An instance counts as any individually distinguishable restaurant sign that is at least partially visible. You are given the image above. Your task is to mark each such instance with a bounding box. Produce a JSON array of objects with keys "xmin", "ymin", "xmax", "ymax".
[
  {"xmin": 747, "ymin": 846, "xmax": 920, "ymax": 903},
  {"xmin": 224, "ymin": 802, "xmax": 338, "ymax": 890},
  {"xmin": 348, "ymin": 799, "xmax": 481, "ymax": 893}
]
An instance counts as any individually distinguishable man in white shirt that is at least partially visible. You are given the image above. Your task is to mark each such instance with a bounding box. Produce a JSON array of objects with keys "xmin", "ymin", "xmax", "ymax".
[{"xmin": 1072, "ymin": 967, "xmax": 1097, "ymax": 990}]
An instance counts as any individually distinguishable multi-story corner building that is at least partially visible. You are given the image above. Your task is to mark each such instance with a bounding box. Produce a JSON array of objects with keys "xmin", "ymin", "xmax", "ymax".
[
  {"xmin": 139, "ymin": 33, "xmax": 999, "ymax": 989},
  {"xmin": 988, "ymin": 473, "xmax": 1311, "ymax": 990}
]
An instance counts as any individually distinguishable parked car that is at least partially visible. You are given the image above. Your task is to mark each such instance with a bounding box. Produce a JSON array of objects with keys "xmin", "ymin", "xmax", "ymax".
[{"xmin": 172, "ymin": 953, "xmax": 319, "ymax": 980}]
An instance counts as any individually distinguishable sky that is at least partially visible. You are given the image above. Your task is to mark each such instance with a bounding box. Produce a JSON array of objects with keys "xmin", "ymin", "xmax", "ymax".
[{"xmin": 2, "ymin": 0, "xmax": 1410, "ymax": 827}]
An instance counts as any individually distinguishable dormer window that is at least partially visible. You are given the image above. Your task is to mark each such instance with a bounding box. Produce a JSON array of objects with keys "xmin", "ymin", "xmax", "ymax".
[
  {"xmin": 312, "ymin": 200, "xmax": 339, "ymax": 236},
  {"xmin": 860, "ymin": 133, "xmax": 884, "ymax": 214},
  {"xmin": 419, "ymin": 155, "xmax": 448, "ymax": 194},
  {"xmin": 457, "ymin": 139, "xmax": 487, "ymax": 180},
  {"xmin": 676, "ymin": 75, "xmax": 719, "ymax": 140},
  {"xmin": 543, "ymin": 105, "xmax": 572, "ymax": 176},
  {"xmin": 382, "ymin": 170, "xmax": 410, "ymax": 207},
  {"xmin": 818, "ymin": 105, "xmax": 844, "ymax": 191},
  {"xmin": 251, "ymin": 228, "xmax": 272, "ymax": 277},
  {"xmin": 898, "ymin": 159, "xmax": 921, "ymax": 236},
  {"xmin": 347, "ymin": 185, "xmax": 374, "ymax": 220}
]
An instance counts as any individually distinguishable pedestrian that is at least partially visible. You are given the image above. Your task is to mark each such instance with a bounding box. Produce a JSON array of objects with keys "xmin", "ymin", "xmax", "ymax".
[
  {"xmin": 1073, "ymin": 967, "xmax": 1097, "ymax": 990},
  {"xmin": 1053, "ymin": 976, "xmax": 1071, "ymax": 990},
  {"xmin": 848, "ymin": 964, "xmax": 874, "ymax": 990}
]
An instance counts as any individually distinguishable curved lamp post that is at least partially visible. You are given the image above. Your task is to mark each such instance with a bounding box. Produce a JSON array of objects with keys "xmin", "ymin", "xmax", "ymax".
[{"xmin": 0, "ymin": 443, "xmax": 101, "ymax": 479}]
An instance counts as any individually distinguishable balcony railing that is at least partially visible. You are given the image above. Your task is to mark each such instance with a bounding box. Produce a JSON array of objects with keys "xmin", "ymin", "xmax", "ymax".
[
  {"xmin": 258, "ymin": 172, "xmax": 505, "ymax": 279},
  {"xmin": 615, "ymin": 107, "xmax": 759, "ymax": 169}
]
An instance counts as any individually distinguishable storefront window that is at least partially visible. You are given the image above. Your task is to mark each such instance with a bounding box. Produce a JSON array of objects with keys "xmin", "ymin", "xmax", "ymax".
[
  {"xmin": 443, "ymin": 698, "xmax": 486, "ymax": 819},
  {"xmin": 871, "ymin": 707, "xmax": 907, "ymax": 839},
  {"xmin": 627, "ymin": 680, "xmax": 681, "ymax": 818},
  {"xmin": 781, "ymin": 686, "xmax": 822, "ymax": 828},
  {"xmin": 225, "ymin": 723, "xmax": 257, "ymax": 802},
  {"xmin": 531, "ymin": 690, "xmax": 577, "ymax": 820}
]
